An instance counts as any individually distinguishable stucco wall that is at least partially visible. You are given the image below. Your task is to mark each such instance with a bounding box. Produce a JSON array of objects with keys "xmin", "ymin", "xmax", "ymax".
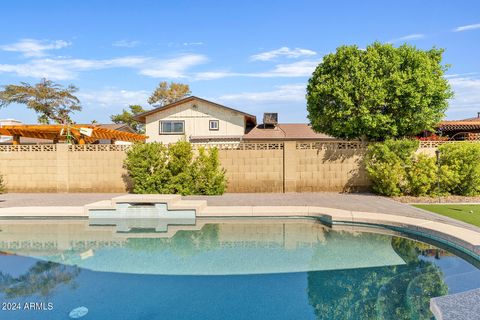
[{"xmin": 145, "ymin": 100, "xmax": 246, "ymax": 143}]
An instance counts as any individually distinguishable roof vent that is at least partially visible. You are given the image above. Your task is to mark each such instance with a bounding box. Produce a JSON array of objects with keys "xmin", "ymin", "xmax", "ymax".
[{"xmin": 263, "ymin": 113, "xmax": 278, "ymax": 126}]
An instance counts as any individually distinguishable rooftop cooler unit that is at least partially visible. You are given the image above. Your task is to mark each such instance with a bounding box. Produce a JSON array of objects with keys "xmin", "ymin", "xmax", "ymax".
[{"xmin": 263, "ymin": 113, "xmax": 278, "ymax": 127}]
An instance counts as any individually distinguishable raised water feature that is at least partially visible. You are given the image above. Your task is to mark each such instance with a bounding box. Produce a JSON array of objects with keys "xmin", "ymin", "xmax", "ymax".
[{"xmin": 86, "ymin": 195, "xmax": 201, "ymax": 232}]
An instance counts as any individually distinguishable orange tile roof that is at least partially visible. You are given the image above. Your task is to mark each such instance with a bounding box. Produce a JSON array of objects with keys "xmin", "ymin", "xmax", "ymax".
[{"xmin": 438, "ymin": 120, "xmax": 480, "ymax": 131}]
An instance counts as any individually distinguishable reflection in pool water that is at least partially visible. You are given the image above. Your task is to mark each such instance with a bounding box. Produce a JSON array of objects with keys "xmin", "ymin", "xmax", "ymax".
[{"xmin": 0, "ymin": 219, "xmax": 478, "ymax": 320}]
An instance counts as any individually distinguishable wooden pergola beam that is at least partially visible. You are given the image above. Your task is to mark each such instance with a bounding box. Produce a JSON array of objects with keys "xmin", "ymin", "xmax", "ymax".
[{"xmin": 0, "ymin": 124, "xmax": 147, "ymax": 144}]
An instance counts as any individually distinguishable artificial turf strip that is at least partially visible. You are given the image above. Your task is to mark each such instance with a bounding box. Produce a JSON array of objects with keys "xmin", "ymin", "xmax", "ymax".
[{"xmin": 413, "ymin": 204, "xmax": 480, "ymax": 227}]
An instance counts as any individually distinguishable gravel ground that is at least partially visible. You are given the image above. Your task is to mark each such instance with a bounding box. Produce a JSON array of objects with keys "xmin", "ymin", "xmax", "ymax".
[{"xmin": 393, "ymin": 195, "xmax": 480, "ymax": 204}]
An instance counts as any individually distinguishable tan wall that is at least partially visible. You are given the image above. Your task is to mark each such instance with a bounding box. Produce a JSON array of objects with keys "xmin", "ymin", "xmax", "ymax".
[
  {"xmin": 218, "ymin": 148, "xmax": 284, "ymax": 192},
  {"xmin": 196, "ymin": 141, "xmax": 370, "ymax": 192},
  {"xmin": 145, "ymin": 100, "xmax": 246, "ymax": 143},
  {"xmin": 0, "ymin": 144, "xmax": 128, "ymax": 193},
  {"xmin": 0, "ymin": 141, "xmax": 372, "ymax": 193}
]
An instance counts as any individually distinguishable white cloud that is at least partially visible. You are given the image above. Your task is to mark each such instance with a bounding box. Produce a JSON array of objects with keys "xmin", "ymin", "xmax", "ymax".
[
  {"xmin": 453, "ymin": 23, "xmax": 480, "ymax": 32},
  {"xmin": 217, "ymin": 84, "xmax": 306, "ymax": 104},
  {"xmin": 0, "ymin": 54, "xmax": 207, "ymax": 80},
  {"xmin": 139, "ymin": 54, "xmax": 208, "ymax": 78},
  {"xmin": 183, "ymin": 42, "xmax": 204, "ymax": 46},
  {"xmin": 447, "ymin": 75, "xmax": 480, "ymax": 115},
  {"xmin": 250, "ymin": 47, "xmax": 317, "ymax": 61},
  {"xmin": 388, "ymin": 34, "xmax": 425, "ymax": 43},
  {"xmin": 193, "ymin": 60, "xmax": 319, "ymax": 80},
  {"xmin": 78, "ymin": 88, "xmax": 149, "ymax": 108},
  {"xmin": 261, "ymin": 60, "xmax": 318, "ymax": 77},
  {"xmin": 194, "ymin": 71, "xmax": 236, "ymax": 80},
  {"xmin": 112, "ymin": 40, "xmax": 140, "ymax": 48},
  {"xmin": 0, "ymin": 39, "xmax": 71, "ymax": 57}
]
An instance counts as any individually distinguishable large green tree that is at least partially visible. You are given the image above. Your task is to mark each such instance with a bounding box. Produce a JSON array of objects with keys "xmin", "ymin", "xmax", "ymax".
[
  {"xmin": 306, "ymin": 42, "xmax": 453, "ymax": 141},
  {"xmin": 148, "ymin": 81, "xmax": 191, "ymax": 107},
  {"xmin": 0, "ymin": 78, "xmax": 81, "ymax": 124},
  {"xmin": 110, "ymin": 104, "xmax": 147, "ymax": 133}
]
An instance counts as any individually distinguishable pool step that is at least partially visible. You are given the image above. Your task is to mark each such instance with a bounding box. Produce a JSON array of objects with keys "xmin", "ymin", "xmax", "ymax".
[{"xmin": 85, "ymin": 195, "xmax": 206, "ymax": 233}]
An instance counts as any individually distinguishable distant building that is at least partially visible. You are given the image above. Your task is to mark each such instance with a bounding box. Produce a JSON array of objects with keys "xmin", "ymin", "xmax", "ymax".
[
  {"xmin": 135, "ymin": 96, "xmax": 338, "ymax": 144},
  {"xmin": 437, "ymin": 112, "xmax": 480, "ymax": 140},
  {"xmin": 134, "ymin": 96, "xmax": 257, "ymax": 144}
]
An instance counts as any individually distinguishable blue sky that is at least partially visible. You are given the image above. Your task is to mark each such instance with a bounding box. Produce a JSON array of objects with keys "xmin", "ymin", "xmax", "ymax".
[{"xmin": 0, "ymin": 0, "xmax": 479, "ymax": 124}]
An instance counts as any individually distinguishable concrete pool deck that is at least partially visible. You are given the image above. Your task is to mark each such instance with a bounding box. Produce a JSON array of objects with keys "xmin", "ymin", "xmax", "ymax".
[{"xmin": 1, "ymin": 192, "xmax": 479, "ymax": 230}]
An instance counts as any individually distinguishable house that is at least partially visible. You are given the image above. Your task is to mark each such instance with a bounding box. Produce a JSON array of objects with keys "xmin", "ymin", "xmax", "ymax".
[
  {"xmin": 134, "ymin": 96, "xmax": 338, "ymax": 144},
  {"xmin": 437, "ymin": 112, "xmax": 480, "ymax": 140},
  {"xmin": 134, "ymin": 96, "xmax": 257, "ymax": 144}
]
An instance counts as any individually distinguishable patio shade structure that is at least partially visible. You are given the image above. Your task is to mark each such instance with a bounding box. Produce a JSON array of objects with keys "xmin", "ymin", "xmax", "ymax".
[
  {"xmin": 0, "ymin": 124, "xmax": 146, "ymax": 144},
  {"xmin": 437, "ymin": 119, "xmax": 480, "ymax": 140}
]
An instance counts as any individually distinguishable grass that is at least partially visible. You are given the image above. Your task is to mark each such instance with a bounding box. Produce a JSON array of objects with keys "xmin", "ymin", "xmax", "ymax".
[{"xmin": 413, "ymin": 204, "xmax": 480, "ymax": 227}]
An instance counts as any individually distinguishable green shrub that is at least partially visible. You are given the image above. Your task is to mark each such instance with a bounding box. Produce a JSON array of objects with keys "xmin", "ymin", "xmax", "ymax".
[
  {"xmin": 124, "ymin": 141, "xmax": 227, "ymax": 195},
  {"xmin": 406, "ymin": 154, "xmax": 437, "ymax": 196},
  {"xmin": 0, "ymin": 174, "xmax": 5, "ymax": 194},
  {"xmin": 123, "ymin": 142, "xmax": 170, "ymax": 194},
  {"xmin": 365, "ymin": 139, "xmax": 419, "ymax": 196},
  {"xmin": 191, "ymin": 147, "xmax": 227, "ymax": 195},
  {"xmin": 438, "ymin": 143, "xmax": 480, "ymax": 196}
]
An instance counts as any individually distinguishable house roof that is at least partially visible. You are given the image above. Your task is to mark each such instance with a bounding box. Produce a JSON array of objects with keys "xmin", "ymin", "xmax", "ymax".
[
  {"xmin": 133, "ymin": 96, "xmax": 257, "ymax": 125},
  {"xmin": 95, "ymin": 123, "xmax": 136, "ymax": 133},
  {"xmin": 438, "ymin": 120, "xmax": 480, "ymax": 132},
  {"xmin": 243, "ymin": 123, "xmax": 338, "ymax": 141}
]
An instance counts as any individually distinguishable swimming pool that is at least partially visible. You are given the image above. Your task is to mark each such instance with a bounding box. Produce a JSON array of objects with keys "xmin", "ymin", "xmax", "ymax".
[{"xmin": 0, "ymin": 218, "xmax": 478, "ymax": 319}]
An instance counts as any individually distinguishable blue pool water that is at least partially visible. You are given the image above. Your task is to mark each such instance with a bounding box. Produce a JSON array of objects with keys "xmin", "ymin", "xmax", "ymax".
[{"xmin": 0, "ymin": 219, "xmax": 479, "ymax": 320}]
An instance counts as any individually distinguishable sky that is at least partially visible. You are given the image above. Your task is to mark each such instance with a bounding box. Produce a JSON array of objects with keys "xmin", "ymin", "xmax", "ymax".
[{"xmin": 0, "ymin": 0, "xmax": 479, "ymax": 124}]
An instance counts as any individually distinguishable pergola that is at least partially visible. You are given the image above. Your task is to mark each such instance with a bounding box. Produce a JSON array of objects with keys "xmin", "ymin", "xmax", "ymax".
[
  {"xmin": 0, "ymin": 124, "xmax": 146, "ymax": 145},
  {"xmin": 437, "ymin": 120, "xmax": 480, "ymax": 140}
]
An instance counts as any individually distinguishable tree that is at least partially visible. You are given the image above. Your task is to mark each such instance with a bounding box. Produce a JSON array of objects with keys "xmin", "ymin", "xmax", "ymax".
[
  {"xmin": 110, "ymin": 104, "xmax": 147, "ymax": 133},
  {"xmin": 0, "ymin": 78, "xmax": 81, "ymax": 124},
  {"xmin": 306, "ymin": 42, "xmax": 453, "ymax": 141},
  {"xmin": 148, "ymin": 81, "xmax": 191, "ymax": 106}
]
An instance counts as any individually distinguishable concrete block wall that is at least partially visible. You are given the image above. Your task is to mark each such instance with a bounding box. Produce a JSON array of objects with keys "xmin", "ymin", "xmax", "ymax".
[
  {"xmin": 293, "ymin": 148, "xmax": 369, "ymax": 192},
  {"xmin": 0, "ymin": 145, "xmax": 128, "ymax": 193},
  {"xmin": 218, "ymin": 149, "xmax": 284, "ymax": 192},
  {"xmin": 0, "ymin": 141, "xmax": 374, "ymax": 193}
]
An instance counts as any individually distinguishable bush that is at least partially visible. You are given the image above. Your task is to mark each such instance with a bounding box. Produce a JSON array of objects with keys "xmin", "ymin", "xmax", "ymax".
[
  {"xmin": 124, "ymin": 141, "xmax": 227, "ymax": 195},
  {"xmin": 366, "ymin": 140, "xmax": 480, "ymax": 197},
  {"xmin": 191, "ymin": 147, "xmax": 227, "ymax": 195},
  {"xmin": 406, "ymin": 154, "xmax": 438, "ymax": 196},
  {"xmin": 0, "ymin": 175, "xmax": 5, "ymax": 194},
  {"xmin": 365, "ymin": 139, "xmax": 419, "ymax": 196},
  {"xmin": 438, "ymin": 143, "xmax": 480, "ymax": 196}
]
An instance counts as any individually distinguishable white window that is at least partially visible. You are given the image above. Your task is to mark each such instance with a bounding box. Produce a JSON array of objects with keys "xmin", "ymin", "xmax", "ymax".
[
  {"xmin": 209, "ymin": 120, "xmax": 219, "ymax": 131},
  {"xmin": 160, "ymin": 120, "xmax": 185, "ymax": 134}
]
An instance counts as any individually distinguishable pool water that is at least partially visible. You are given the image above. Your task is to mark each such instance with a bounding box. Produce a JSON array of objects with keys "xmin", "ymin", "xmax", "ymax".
[{"xmin": 0, "ymin": 219, "xmax": 478, "ymax": 320}]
